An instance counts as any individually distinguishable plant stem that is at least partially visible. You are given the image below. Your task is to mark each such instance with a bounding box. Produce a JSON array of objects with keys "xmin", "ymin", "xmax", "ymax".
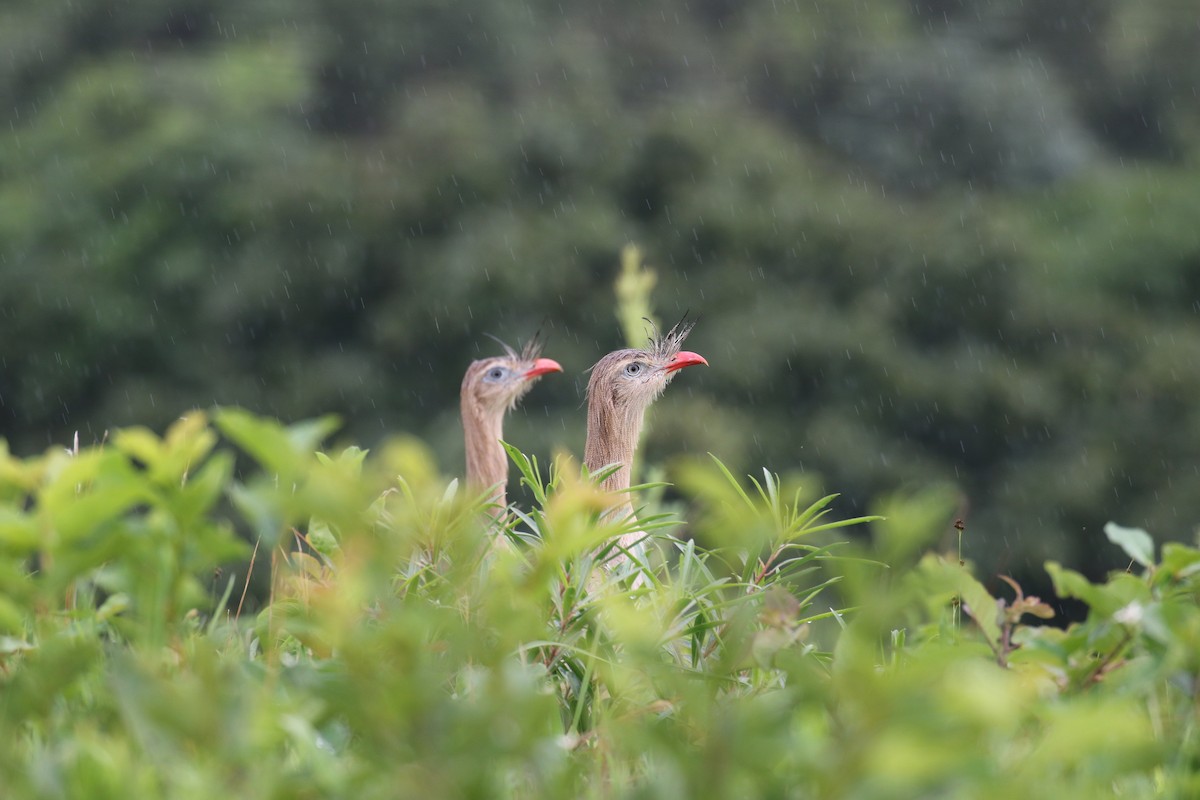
[{"xmin": 953, "ymin": 518, "xmax": 965, "ymax": 633}]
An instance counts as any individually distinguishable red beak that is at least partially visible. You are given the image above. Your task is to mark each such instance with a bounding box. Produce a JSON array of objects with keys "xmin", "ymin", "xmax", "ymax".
[
  {"xmin": 664, "ymin": 350, "xmax": 708, "ymax": 373},
  {"xmin": 523, "ymin": 358, "xmax": 563, "ymax": 379}
]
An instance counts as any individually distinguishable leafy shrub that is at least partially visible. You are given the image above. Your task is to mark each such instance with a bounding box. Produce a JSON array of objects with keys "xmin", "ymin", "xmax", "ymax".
[{"xmin": 0, "ymin": 410, "xmax": 1197, "ymax": 797}]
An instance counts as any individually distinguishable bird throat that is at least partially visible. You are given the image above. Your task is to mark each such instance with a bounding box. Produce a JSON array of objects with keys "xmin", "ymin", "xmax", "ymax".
[
  {"xmin": 584, "ymin": 398, "xmax": 647, "ymax": 514},
  {"xmin": 462, "ymin": 397, "xmax": 509, "ymax": 509}
]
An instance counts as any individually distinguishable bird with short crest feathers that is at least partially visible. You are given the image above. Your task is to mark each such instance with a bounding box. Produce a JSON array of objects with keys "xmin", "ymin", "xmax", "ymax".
[
  {"xmin": 461, "ymin": 336, "xmax": 562, "ymax": 515},
  {"xmin": 584, "ymin": 321, "xmax": 708, "ymax": 559}
]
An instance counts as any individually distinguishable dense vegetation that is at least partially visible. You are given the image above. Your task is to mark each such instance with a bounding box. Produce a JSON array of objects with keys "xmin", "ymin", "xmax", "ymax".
[
  {"xmin": 3, "ymin": 0, "xmax": 1200, "ymax": 596},
  {"xmin": 1, "ymin": 409, "xmax": 1198, "ymax": 797}
]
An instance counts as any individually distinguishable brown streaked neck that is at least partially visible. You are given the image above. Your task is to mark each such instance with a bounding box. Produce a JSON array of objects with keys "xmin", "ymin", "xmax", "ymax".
[
  {"xmin": 584, "ymin": 396, "xmax": 648, "ymax": 517},
  {"xmin": 461, "ymin": 392, "xmax": 508, "ymax": 513}
]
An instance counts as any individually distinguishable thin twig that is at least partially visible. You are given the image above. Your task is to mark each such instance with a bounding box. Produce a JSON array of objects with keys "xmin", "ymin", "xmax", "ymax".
[{"xmin": 236, "ymin": 538, "xmax": 261, "ymax": 621}]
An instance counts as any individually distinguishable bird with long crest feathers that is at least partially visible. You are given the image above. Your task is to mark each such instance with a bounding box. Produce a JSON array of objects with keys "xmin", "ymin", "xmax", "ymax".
[
  {"xmin": 460, "ymin": 334, "xmax": 562, "ymax": 516},
  {"xmin": 584, "ymin": 319, "xmax": 708, "ymax": 564}
]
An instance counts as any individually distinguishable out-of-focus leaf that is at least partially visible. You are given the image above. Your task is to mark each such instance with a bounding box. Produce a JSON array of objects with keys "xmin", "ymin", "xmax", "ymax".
[
  {"xmin": 0, "ymin": 508, "xmax": 38, "ymax": 555},
  {"xmin": 0, "ymin": 596, "xmax": 24, "ymax": 635},
  {"xmin": 228, "ymin": 481, "xmax": 285, "ymax": 548},
  {"xmin": 1104, "ymin": 522, "xmax": 1155, "ymax": 568},
  {"xmin": 172, "ymin": 452, "xmax": 235, "ymax": 527},
  {"xmin": 915, "ymin": 554, "xmax": 1001, "ymax": 648},
  {"xmin": 112, "ymin": 427, "xmax": 164, "ymax": 470},
  {"xmin": 215, "ymin": 408, "xmax": 339, "ymax": 479},
  {"xmin": 1157, "ymin": 542, "xmax": 1200, "ymax": 583},
  {"xmin": 1047, "ymin": 562, "xmax": 1151, "ymax": 620},
  {"xmin": 306, "ymin": 520, "xmax": 340, "ymax": 558}
]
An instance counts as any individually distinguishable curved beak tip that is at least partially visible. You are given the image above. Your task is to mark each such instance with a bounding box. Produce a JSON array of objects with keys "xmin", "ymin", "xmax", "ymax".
[
  {"xmin": 666, "ymin": 351, "xmax": 708, "ymax": 372},
  {"xmin": 523, "ymin": 357, "xmax": 564, "ymax": 379}
]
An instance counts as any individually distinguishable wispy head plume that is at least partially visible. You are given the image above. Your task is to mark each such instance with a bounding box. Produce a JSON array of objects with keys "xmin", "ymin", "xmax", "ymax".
[
  {"xmin": 482, "ymin": 330, "xmax": 547, "ymax": 363},
  {"xmin": 482, "ymin": 333, "xmax": 519, "ymax": 361},
  {"xmin": 646, "ymin": 314, "xmax": 697, "ymax": 362},
  {"xmin": 519, "ymin": 328, "xmax": 547, "ymax": 363}
]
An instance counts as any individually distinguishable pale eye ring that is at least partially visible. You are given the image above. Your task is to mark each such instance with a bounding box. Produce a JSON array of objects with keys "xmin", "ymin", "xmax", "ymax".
[
  {"xmin": 486, "ymin": 367, "xmax": 506, "ymax": 381},
  {"xmin": 624, "ymin": 362, "xmax": 644, "ymax": 377}
]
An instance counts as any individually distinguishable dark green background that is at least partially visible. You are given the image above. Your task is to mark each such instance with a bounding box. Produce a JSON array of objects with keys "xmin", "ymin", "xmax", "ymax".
[{"xmin": 3, "ymin": 0, "xmax": 1198, "ymax": 586}]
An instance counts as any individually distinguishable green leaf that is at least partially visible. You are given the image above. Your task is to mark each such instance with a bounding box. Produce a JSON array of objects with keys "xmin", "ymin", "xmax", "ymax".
[
  {"xmin": 307, "ymin": 519, "xmax": 340, "ymax": 558},
  {"xmin": 229, "ymin": 481, "xmax": 286, "ymax": 548},
  {"xmin": 172, "ymin": 452, "xmax": 235, "ymax": 528},
  {"xmin": 1103, "ymin": 522, "xmax": 1154, "ymax": 568},
  {"xmin": 502, "ymin": 441, "xmax": 549, "ymax": 507},
  {"xmin": 215, "ymin": 408, "xmax": 339, "ymax": 479},
  {"xmin": 1045, "ymin": 561, "xmax": 1104, "ymax": 607},
  {"xmin": 0, "ymin": 595, "xmax": 25, "ymax": 634},
  {"xmin": 1045, "ymin": 561, "xmax": 1149, "ymax": 617},
  {"xmin": 316, "ymin": 445, "xmax": 369, "ymax": 477},
  {"xmin": 0, "ymin": 507, "xmax": 39, "ymax": 555},
  {"xmin": 707, "ymin": 453, "xmax": 757, "ymax": 511},
  {"xmin": 96, "ymin": 592, "xmax": 131, "ymax": 622},
  {"xmin": 1157, "ymin": 542, "xmax": 1200, "ymax": 583},
  {"xmin": 158, "ymin": 412, "xmax": 219, "ymax": 485},
  {"xmin": 916, "ymin": 555, "xmax": 1002, "ymax": 648},
  {"xmin": 41, "ymin": 452, "xmax": 154, "ymax": 544},
  {"xmin": 112, "ymin": 426, "xmax": 165, "ymax": 470}
]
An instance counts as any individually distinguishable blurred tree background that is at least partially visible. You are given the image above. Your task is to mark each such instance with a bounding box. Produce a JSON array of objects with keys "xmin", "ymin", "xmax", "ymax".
[{"xmin": 2, "ymin": 0, "xmax": 1198, "ymax": 590}]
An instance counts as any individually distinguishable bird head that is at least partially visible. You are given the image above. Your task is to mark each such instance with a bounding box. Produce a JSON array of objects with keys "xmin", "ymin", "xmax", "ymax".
[
  {"xmin": 586, "ymin": 320, "xmax": 708, "ymax": 417},
  {"xmin": 461, "ymin": 335, "xmax": 563, "ymax": 415}
]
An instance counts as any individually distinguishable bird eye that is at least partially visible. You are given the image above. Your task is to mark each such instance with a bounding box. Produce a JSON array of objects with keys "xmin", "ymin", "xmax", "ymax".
[
  {"xmin": 485, "ymin": 367, "xmax": 507, "ymax": 381},
  {"xmin": 624, "ymin": 362, "xmax": 644, "ymax": 377}
]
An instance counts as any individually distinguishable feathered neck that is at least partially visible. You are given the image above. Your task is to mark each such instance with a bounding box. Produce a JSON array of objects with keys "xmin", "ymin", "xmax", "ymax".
[
  {"xmin": 461, "ymin": 389, "xmax": 509, "ymax": 512},
  {"xmin": 584, "ymin": 386, "xmax": 647, "ymax": 515}
]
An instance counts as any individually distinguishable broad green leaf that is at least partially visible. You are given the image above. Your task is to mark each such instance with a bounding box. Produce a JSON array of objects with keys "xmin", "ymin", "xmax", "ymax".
[
  {"xmin": 228, "ymin": 481, "xmax": 286, "ymax": 548},
  {"xmin": 0, "ymin": 508, "xmax": 38, "ymax": 555},
  {"xmin": 0, "ymin": 441, "xmax": 43, "ymax": 497},
  {"xmin": 316, "ymin": 446, "xmax": 368, "ymax": 476},
  {"xmin": 0, "ymin": 596, "xmax": 24, "ymax": 634},
  {"xmin": 1046, "ymin": 562, "xmax": 1150, "ymax": 617},
  {"xmin": 96, "ymin": 593, "xmax": 131, "ymax": 622},
  {"xmin": 1103, "ymin": 522, "xmax": 1154, "ymax": 568},
  {"xmin": 172, "ymin": 452, "xmax": 235, "ymax": 527},
  {"xmin": 112, "ymin": 426, "xmax": 164, "ymax": 470},
  {"xmin": 186, "ymin": 521, "xmax": 251, "ymax": 568},
  {"xmin": 47, "ymin": 482, "xmax": 152, "ymax": 544},
  {"xmin": 952, "ymin": 569, "xmax": 1001, "ymax": 649},
  {"xmin": 158, "ymin": 412, "xmax": 219, "ymax": 485},
  {"xmin": 215, "ymin": 408, "xmax": 339, "ymax": 479},
  {"xmin": 914, "ymin": 555, "xmax": 1001, "ymax": 648},
  {"xmin": 1045, "ymin": 561, "xmax": 1106, "ymax": 609},
  {"xmin": 1157, "ymin": 542, "xmax": 1200, "ymax": 582},
  {"xmin": 41, "ymin": 452, "xmax": 154, "ymax": 544},
  {"xmin": 307, "ymin": 519, "xmax": 340, "ymax": 557}
]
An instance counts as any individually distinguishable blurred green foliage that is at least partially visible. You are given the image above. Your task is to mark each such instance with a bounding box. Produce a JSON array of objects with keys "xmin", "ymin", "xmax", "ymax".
[
  {"xmin": 0, "ymin": 411, "xmax": 1198, "ymax": 797},
  {"xmin": 2, "ymin": 0, "xmax": 1199, "ymax": 588}
]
